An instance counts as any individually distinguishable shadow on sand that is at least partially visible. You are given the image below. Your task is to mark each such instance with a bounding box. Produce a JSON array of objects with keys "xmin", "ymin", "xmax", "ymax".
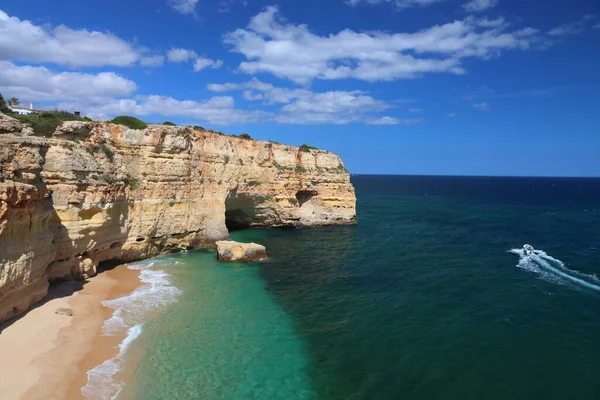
[{"xmin": 0, "ymin": 260, "xmax": 126, "ymax": 335}]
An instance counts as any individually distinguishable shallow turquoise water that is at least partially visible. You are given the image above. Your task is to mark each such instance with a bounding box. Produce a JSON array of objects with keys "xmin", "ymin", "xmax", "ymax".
[
  {"xmin": 115, "ymin": 176, "xmax": 600, "ymax": 400},
  {"xmin": 117, "ymin": 248, "xmax": 314, "ymax": 400}
]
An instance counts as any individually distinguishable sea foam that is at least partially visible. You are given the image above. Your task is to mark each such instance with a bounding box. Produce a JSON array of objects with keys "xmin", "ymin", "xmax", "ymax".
[{"xmin": 82, "ymin": 259, "xmax": 181, "ymax": 400}]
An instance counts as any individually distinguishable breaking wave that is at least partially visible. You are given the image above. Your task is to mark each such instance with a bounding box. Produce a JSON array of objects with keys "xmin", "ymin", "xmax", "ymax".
[
  {"xmin": 82, "ymin": 259, "xmax": 181, "ymax": 399},
  {"xmin": 82, "ymin": 324, "xmax": 144, "ymax": 400},
  {"xmin": 510, "ymin": 247, "xmax": 600, "ymax": 292}
]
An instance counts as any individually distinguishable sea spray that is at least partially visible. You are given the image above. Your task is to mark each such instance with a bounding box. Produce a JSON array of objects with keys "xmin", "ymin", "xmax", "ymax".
[
  {"xmin": 510, "ymin": 248, "xmax": 600, "ymax": 291},
  {"xmin": 82, "ymin": 259, "xmax": 181, "ymax": 400}
]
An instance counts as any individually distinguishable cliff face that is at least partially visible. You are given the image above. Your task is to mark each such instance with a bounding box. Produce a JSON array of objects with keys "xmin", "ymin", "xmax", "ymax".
[{"xmin": 0, "ymin": 113, "xmax": 356, "ymax": 322}]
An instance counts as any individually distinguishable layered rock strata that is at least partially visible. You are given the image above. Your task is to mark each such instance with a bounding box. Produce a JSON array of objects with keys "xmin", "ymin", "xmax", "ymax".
[{"xmin": 0, "ymin": 113, "xmax": 356, "ymax": 322}]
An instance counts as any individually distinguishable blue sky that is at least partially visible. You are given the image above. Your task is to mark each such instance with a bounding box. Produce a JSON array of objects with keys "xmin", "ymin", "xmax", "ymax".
[{"xmin": 1, "ymin": 0, "xmax": 599, "ymax": 176}]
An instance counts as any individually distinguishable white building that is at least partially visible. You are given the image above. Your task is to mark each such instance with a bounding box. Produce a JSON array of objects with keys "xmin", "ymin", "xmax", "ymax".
[{"xmin": 8, "ymin": 103, "xmax": 42, "ymax": 115}]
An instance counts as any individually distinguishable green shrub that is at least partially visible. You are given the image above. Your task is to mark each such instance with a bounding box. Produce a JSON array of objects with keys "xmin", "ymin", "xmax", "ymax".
[
  {"xmin": 31, "ymin": 120, "xmax": 60, "ymax": 137},
  {"xmin": 193, "ymin": 125, "xmax": 205, "ymax": 131},
  {"xmin": 14, "ymin": 114, "xmax": 37, "ymax": 125},
  {"xmin": 128, "ymin": 177, "xmax": 140, "ymax": 189},
  {"xmin": 239, "ymin": 133, "xmax": 252, "ymax": 140},
  {"xmin": 3, "ymin": 107, "xmax": 93, "ymax": 137},
  {"xmin": 163, "ymin": 121, "xmax": 176, "ymax": 126},
  {"xmin": 14, "ymin": 110, "xmax": 88, "ymax": 136},
  {"xmin": 294, "ymin": 165, "xmax": 307, "ymax": 173},
  {"xmin": 100, "ymin": 143, "xmax": 115, "ymax": 162},
  {"xmin": 300, "ymin": 144, "xmax": 318, "ymax": 152},
  {"xmin": 40, "ymin": 110, "xmax": 80, "ymax": 120},
  {"xmin": 337, "ymin": 163, "xmax": 348, "ymax": 173},
  {"xmin": 0, "ymin": 93, "xmax": 13, "ymax": 114},
  {"xmin": 111, "ymin": 116, "xmax": 147, "ymax": 130}
]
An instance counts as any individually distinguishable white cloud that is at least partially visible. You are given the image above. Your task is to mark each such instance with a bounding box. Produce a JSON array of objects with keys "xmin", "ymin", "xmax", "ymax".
[
  {"xmin": 366, "ymin": 117, "xmax": 422, "ymax": 125},
  {"xmin": 86, "ymin": 90, "xmax": 395, "ymax": 125},
  {"xmin": 547, "ymin": 15, "xmax": 597, "ymax": 37},
  {"xmin": 0, "ymin": 61, "xmax": 136, "ymax": 103},
  {"xmin": 209, "ymin": 78, "xmax": 387, "ymax": 108},
  {"xmin": 0, "ymin": 61, "xmax": 257, "ymax": 126},
  {"xmin": 207, "ymin": 82, "xmax": 245, "ymax": 92},
  {"xmin": 218, "ymin": 0, "xmax": 248, "ymax": 12},
  {"xmin": 346, "ymin": 0, "xmax": 447, "ymax": 10},
  {"xmin": 167, "ymin": 48, "xmax": 198, "ymax": 62},
  {"xmin": 548, "ymin": 21, "xmax": 586, "ymax": 36},
  {"xmin": 209, "ymin": 78, "xmax": 310, "ymax": 104},
  {"xmin": 4, "ymin": 65, "xmax": 417, "ymax": 126},
  {"xmin": 473, "ymin": 102, "xmax": 491, "ymax": 110},
  {"xmin": 224, "ymin": 6, "xmax": 544, "ymax": 84},
  {"xmin": 408, "ymin": 107, "xmax": 423, "ymax": 113},
  {"xmin": 447, "ymin": 112, "xmax": 456, "ymax": 117},
  {"xmin": 168, "ymin": 0, "xmax": 199, "ymax": 14},
  {"xmin": 280, "ymin": 91, "xmax": 388, "ymax": 114},
  {"xmin": 140, "ymin": 55, "xmax": 165, "ymax": 67},
  {"xmin": 463, "ymin": 0, "xmax": 498, "ymax": 13},
  {"xmin": 274, "ymin": 113, "xmax": 357, "ymax": 125},
  {"xmin": 207, "ymin": 78, "xmax": 417, "ymax": 125},
  {"xmin": 60, "ymin": 95, "xmax": 268, "ymax": 125},
  {"xmin": 476, "ymin": 17, "xmax": 506, "ymax": 28},
  {"xmin": 167, "ymin": 48, "xmax": 222, "ymax": 72},
  {"xmin": 208, "ymin": 78, "xmax": 275, "ymax": 94},
  {"xmin": 193, "ymin": 57, "xmax": 223, "ymax": 72},
  {"xmin": 0, "ymin": 9, "xmax": 140, "ymax": 67},
  {"xmin": 595, "ymin": 23, "xmax": 600, "ymax": 29}
]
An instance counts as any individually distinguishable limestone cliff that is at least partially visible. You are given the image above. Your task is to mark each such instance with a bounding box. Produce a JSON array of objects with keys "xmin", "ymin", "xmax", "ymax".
[{"xmin": 0, "ymin": 113, "xmax": 356, "ymax": 322}]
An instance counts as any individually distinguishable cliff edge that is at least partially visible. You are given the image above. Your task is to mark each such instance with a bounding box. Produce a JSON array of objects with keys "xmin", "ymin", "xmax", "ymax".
[{"xmin": 0, "ymin": 113, "xmax": 356, "ymax": 322}]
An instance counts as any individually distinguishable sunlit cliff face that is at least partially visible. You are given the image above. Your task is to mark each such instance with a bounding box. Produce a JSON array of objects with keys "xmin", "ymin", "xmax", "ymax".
[{"xmin": 0, "ymin": 114, "xmax": 356, "ymax": 322}]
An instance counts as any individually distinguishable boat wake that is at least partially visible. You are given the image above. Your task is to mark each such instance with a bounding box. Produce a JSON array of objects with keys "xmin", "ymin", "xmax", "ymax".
[
  {"xmin": 81, "ymin": 259, "xmax": 181, "ymax": 400},
  {"xmin": 510, "ymin": 246, "xmax": 600, "ymax": 292}
]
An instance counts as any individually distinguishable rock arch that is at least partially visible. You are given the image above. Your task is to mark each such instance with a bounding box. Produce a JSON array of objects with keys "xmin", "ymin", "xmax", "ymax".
[{"xmin": 224, "ymin": 190, "xmax": 260, "ymax": 232}]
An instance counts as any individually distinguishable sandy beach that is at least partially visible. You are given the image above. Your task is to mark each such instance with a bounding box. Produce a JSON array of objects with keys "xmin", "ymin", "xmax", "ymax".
[{"xmin": 0, "ymin": 265, "xmax": 141, "ymax": 400}]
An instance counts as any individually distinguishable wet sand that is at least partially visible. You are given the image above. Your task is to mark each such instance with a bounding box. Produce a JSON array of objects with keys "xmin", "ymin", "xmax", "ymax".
[{"xmin": 0, "ymin": 265, "xmax": 141, "ymax": 400}]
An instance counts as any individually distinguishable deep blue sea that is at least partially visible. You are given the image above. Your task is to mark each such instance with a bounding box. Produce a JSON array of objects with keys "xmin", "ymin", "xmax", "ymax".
[{"xmin": 85, "ymin": 175, "xmax": 600, "ymax": 400}]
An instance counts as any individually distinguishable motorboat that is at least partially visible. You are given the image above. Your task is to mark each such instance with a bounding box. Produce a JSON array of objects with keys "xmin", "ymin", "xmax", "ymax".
[{"xmin": 523, "ymin": 244, "xmax": 535, "ymax": 256}]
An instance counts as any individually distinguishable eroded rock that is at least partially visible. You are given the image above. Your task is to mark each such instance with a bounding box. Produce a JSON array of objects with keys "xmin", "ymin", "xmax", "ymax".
[
  {"xmin": 0, "ymin": 112, "xmax": 22, "ymax": 134},
  {"xmin": 0, "ymin": 121, "xmax": 356, "ymax": 322},
  {"xmin": 53, "ymin": 121, "xmax": 95, "ymax": 138},
  {"xmin": 215, "ymin": 240, "xmax": 268, "ymax": 262}
]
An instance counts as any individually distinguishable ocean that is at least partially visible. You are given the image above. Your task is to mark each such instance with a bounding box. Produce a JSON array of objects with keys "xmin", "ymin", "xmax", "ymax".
[{"xmin": 85, "ymin": 175, "xmax": 600, "ymax": 400}]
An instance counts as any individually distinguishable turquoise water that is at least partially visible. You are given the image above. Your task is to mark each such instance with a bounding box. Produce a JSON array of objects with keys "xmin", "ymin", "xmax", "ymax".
[
  {"xmin": 116, "ymin": 250, "xmax": 314, "ymax": 399},
  {"xmin": 109, "ymin": 176, "xmax": 600, "ymax": 400}
]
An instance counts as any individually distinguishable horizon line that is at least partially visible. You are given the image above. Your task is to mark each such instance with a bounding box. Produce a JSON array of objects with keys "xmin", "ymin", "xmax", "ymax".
[{"xmin": 349, "ymin": 173, "xmax": 600, "ymax": 179}]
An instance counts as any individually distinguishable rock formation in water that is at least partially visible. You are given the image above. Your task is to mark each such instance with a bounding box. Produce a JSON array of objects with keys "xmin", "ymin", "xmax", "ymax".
[
  {"xmin": 215, "ymin": 241, "xmax": 268, "ymax": 262},
  {"xmin": 0, "ymin": 113, "xmax": 356, "ymax": 322}
]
